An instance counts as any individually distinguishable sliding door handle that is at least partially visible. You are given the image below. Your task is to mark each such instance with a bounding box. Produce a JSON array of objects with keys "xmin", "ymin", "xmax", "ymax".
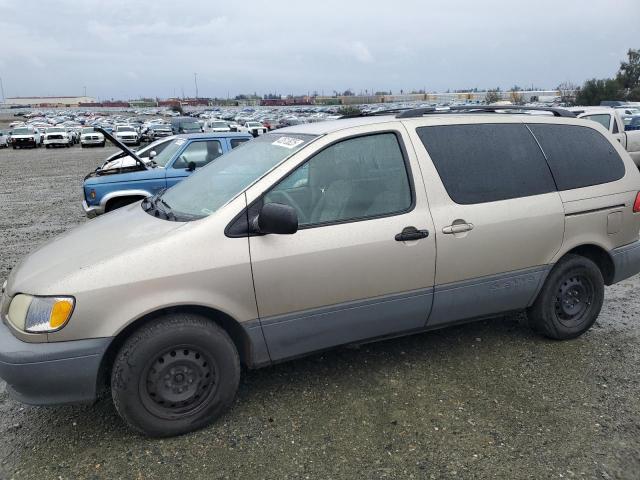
[{"xmin": 442, "ymin": 222, "xmax": 474, "ymax": 234}]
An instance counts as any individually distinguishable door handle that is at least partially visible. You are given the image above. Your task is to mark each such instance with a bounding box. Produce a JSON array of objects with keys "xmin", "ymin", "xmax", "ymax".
[
  {"xmin": 442, "ymin": 222, "xmax": 474, "ymax": 234},
  {"xmin": 395, "ymin": 226, "xmax": 429, "ymax": 241}
]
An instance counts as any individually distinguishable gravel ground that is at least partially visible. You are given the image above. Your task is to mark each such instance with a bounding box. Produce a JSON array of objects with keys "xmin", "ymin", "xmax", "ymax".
[{"xmin": 0, "ymin": 145, "xmax": 639, "ymax": 480}]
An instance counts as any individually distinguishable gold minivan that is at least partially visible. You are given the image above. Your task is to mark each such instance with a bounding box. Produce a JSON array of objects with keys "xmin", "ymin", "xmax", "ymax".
[{"xmin": 2, "ymin": 106, "xmax": 640, "ymax": 437}]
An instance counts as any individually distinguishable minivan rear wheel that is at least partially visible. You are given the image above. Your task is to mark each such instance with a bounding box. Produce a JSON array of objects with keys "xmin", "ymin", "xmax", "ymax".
[
  {"xmin": 528, "ymin": 254, "xmax": 604, "ymax": 340},
  {"xmin": 111, "ymin": 314, "xmax": 240, "ymax": 437}
]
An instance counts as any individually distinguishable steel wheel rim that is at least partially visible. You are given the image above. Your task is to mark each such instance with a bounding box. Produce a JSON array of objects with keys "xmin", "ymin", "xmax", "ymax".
[
  {"xmin": 554, "ymin": 274, "xmax": 594, "ymax": 328},
  {"xmin": 139, "ymin": 345, "xmax": 218, "ymax": 420}
]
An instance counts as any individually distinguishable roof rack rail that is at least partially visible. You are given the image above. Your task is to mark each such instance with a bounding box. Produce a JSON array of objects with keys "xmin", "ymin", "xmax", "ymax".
[
  {"xmin": 339, "ymin": 107, "xmax": 415, "ymax": 119},
  {"xmin": 396, "ymin": 105, "xmax": 576, "ymax": 118}
]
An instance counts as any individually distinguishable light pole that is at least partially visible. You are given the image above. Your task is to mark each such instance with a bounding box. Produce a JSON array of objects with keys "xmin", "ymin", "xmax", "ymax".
[
  {"xmin": 0, "ymin": 76, "xmax": 5, "ymax": 104},
  {"xmin": 194, "ymin": 73, "xmax": 199, "ymax": 99}
]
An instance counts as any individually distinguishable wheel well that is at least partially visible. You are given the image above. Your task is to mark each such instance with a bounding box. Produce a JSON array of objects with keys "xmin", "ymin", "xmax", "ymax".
[
  {"xmin": 563, "ymin": 244, "xmax": 615, "ymax": 285},
  {"xmin": 96, "ymin": 306, "xmax": 252, "ymax": 394},
  {"xmin": 105, "ymin": 195, "xmax": 144, "ymax": 212}
]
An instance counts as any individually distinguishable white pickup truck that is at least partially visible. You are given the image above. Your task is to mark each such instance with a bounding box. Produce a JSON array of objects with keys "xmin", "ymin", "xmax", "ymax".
[{"xmin": 570, "ymin": 106, "xmax": 640, "ymax": 167}]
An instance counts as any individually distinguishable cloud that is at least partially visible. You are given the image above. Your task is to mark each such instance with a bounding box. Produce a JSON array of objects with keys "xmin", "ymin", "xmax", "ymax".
[
  {"xmin": 348, "ymin": 41, "xmax": 374, "ymax": 64},
  {"xmin": 0, "ymin": 0, "xmax": 639, "ymax": 98}
]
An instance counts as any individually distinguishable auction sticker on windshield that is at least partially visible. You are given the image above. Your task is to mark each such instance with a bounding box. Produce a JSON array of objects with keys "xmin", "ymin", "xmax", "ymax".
[{"xmin": 272, "ymin": 137, "xmax": 304, "ymax": 149}]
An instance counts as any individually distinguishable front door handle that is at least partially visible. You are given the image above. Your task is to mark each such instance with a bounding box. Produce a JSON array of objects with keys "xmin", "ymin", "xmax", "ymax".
[
  {"xmin": 395, "ymin": 226, "xmax": 429, "ymax": 241},
  {"xmin": 442, "ymin": 222, "xmax": 474, "ymax": 234}
]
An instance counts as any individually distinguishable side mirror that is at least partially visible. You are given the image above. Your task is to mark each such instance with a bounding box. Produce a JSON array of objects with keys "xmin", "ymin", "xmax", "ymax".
[
  {"xmin": 252, "ymin": 202, "xmax": 298, "ymax": 235},
  {"xmin": 186, "ymin": 161, "xmax": 196, "ymax": 172},
  {"xmin": 149, "ymin": 150, "xmax": 157, "ymax": 159}
]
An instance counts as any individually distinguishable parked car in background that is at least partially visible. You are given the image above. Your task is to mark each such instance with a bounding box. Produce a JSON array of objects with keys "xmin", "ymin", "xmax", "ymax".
[
  {"xmin": 204, "ymin": 119, "xmax": 231, "ymax": 132},
  {"xmin": 169, "ymin": 117, "xmax": 203, "ymax": 134},
  {"xmin": 3, "ymin": 107, "xmax": 640, "ymax": 437},
  {"xmin": 626, "ymin": 116, "xmax": 640, "ymax": 131},
  {"xmin": 82, "ymin": 130, "xmax": 252, "ymax": 216},
  {"xmin": 80, "ymin": 127, "xmax": 106, "ymax": 147},
  {"xmin": 571, "ymin": 106, "xmax": 640, "ymax": 167},
  {"xmin": 239, "ymin": 120, "xmax": 268, "ymax": 137},
  {"xmin": 0, "ymin": 130, "xmax": 9, "ymax": 148},
  {"xmin": 114, "ymin": 125, "xmax": 140, "ymax": 146},
  {"xmin": 9, "ymin": 126, "xmax": 41, "ymax": 149},
  {"xmin": 147, "ymin": 124, "xmax": 174, "ymax": 141},
  {"xmin": 43, "ymin": 127, "xmax": 73, "ymax": 148}
]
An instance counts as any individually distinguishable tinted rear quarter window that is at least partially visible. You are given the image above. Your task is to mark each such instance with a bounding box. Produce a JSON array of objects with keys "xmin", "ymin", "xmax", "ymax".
[
  {"xmin": 527, "ymin": 124, "xmax": 625, "ymax": 191},
  {"xmin": 416, "ymin": 124, "xmax": 556, "ymax": 204}
]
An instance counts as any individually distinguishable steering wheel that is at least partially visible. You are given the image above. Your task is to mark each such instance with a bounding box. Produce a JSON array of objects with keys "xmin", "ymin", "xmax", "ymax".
[{"xmin": 269, "ymin": 190, "xmax": 308, "ymax": 224}]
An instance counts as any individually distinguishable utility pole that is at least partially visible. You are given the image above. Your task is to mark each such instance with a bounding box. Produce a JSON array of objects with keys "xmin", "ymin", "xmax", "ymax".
[
  {"xmin": 83, "ymin": 86, "xmax": 87, "ymax": 97},
  {"xmin": 194, "ymin": 73, "xmax": 199, "ymax": 99},
  {"xmin": 0, "ymin": 76, "xmax": 5, "ymax": 104}
]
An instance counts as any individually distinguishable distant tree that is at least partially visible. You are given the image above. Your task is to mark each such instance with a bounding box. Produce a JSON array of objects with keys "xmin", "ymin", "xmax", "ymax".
[
  {"xmin": 575, "ymin": 78, "xmax": 621, "ymax": 105},
  {"xmin": 617, "ymin": 48, "xmax": 640, "ymax": 91},
  {"xmin": 509, "ymin": 90, "xmax": 525, "ymax": 104},
  {"xmin": 557, "ymin": 81, "xmax": 579, "ymax": 105},
  {"xmin": 485, "ymin": 89, "xmax": 502, "ymax": 104},
  {"xmin": 342, "ymin": 89, "xmax": 354, "ymax": 96},
  {"xmin": 169, "ymin": 104, "xmax": 184, "ymax": 115}
]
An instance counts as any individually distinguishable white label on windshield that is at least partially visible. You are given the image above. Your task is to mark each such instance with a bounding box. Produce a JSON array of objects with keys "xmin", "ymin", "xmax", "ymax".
[
  {"xmin": 272, "ymin": 137, "xmax": 304, "ymax": 149},
  {"xmin": 175, "ymin": 139, "xmax": 186, "ymax": 146}
]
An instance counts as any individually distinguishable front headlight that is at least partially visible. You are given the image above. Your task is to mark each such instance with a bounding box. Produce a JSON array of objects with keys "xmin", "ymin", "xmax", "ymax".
[{"xmin": 7, "ymin": 294, "xmax": 75, "ymax": 333}]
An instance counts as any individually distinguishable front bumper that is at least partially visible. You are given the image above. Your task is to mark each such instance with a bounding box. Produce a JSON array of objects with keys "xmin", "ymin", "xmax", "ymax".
[
  {"xmin": 117, "ymin": 137, "xmax": 138, "ymax": 144},
  {"xmin": 611, "ymin": 240, "xmax": 640, "ymax": 284},
  {"xmin": 0, "ymin": 320, "xmax": 111, "ymax": 405},
  {"xmin": 44, "ymin": 139, "xmax": 69, "ymax": 145},
  {"xmin": 81, "ymin": 138, "xmax": 104, "ymax": 145},
  {"xmin": 82, "ymin": 200, "xmax": 104, "ymax": 218}
]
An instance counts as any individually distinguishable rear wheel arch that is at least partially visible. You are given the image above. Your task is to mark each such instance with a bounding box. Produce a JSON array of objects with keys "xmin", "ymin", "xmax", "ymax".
[
  {"xmin": 97, "ymin": 305, "xmax": 253, "ymax": 394},
  {"xmin": 561, "ymin": 244, "xmax": 615, "ymax": 285}
]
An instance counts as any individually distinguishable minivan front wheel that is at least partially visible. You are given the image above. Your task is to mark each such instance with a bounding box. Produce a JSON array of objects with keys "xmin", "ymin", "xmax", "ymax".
[
  {"xmin": 111, "ymin": 314, "xmax": 240, "ymax": 437},
  {"xmin": 528, "ymin": 254, "xmax": 604, "ymax": 340}
]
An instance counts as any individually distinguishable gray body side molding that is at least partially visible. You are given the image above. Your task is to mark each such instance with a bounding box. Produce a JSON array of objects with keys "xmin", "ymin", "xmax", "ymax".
[
  {"xmin": 260, "ymin": 288, "xmax": 434, "ymax": 362},
  {"xmin": 255, "ymin": 266, "xmax": 551, "ymax": 364},
  {"xmin": 610, "ymin": 240, "xmax": 640, "ymax": 284},
  {"xmin": 427, "ymin": 266, "xmax": 550, "ymax": 327}
]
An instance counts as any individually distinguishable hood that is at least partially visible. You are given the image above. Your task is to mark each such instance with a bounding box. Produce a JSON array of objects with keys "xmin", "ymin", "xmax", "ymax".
[
  {"xmin": 11, "ymin": 134, "xmax": 36, "ymax": 138},
  {"xmin": 84, "ymin": 165, "xmax": 163, "ymax": 185},
  {"xmin": 6, "ymin": 203, "xmax": 184, "ymax": 296}
]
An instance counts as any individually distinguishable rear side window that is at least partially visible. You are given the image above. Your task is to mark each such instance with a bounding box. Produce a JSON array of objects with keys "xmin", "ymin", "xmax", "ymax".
[
  {"xmin": 528, "ymin": 124, "xmax": 625, "ymax": 191},
  {"xmin": 416, "ymin": 124, "xmax": 555, "ymax": 204},
  {"xmin": 230, "ymin": 138, "xmax": 249, "ymax": 149}
]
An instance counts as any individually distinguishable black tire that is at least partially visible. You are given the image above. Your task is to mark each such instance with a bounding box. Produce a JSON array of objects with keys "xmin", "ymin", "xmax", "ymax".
[
  {"xmin": 528, "ymin": 254, "xmax": 604, "ymax": 340},
  {"xmin": 45, "ymin": 144, "xmax": 50, "ymax": 149},
  {"xmin": 12, "ymin": 145, "xmax": 16, "ymax": 149},
  {"xmin": 100, "ymin": 141, "xmax": 106, "ymax": 147},
  {"xmin": 111, "ymin": 314, "xmax": 240, "ymax": 437}
]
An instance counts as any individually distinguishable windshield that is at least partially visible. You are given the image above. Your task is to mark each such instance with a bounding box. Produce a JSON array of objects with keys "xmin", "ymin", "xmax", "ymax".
[
  {"xmin": 152, "ymin": 138, "xmax": 188, "ymax": 167},
  {"xmin": 82, "ymin": 128, "xmax": 94, "ymax": 134},
  {"xmin": 118, "ymin": 126, "xmax": 135, "ymax": 132},
  {"xmin": 181, "ymin": 123, "xmax": 201, "ymax": 131},
  {"xmin": 47, "ymin": 127, "xmax": 65, "ymax": 133},
  {"xmin": 12, "ymin": 128, "xmax": 30, "ymax": 134},
  {"xmin": 211, "ymin": 122, "xmax": 228, "ymax": 128},
  {"xmin": 160, "ymin": 133, "xmax": 316, "ymax": 219}
]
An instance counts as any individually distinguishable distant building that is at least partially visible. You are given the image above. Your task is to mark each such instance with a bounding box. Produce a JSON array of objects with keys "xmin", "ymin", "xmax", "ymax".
[{"xmin": 4, "ymin": 96, "xmax": 97, "ymax": 107}]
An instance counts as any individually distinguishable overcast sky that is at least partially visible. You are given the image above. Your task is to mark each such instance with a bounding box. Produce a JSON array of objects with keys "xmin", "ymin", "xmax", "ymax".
[{"xmin": 0, "ymin": 0, "xmax": 638, "ymax": 100}]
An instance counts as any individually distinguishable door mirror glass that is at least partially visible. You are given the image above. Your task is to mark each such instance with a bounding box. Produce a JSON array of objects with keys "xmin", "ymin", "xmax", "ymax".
[
  {"xmin": 149, "ymin": 150, "xmax": 157, "ymax": 159},
  {"xmin": 253, "ymin": 202, "xmax": 298, "ymax": 235},
  {"xmin": 187, "ymin": 161, "xmax": 196, "ymax": 172}
]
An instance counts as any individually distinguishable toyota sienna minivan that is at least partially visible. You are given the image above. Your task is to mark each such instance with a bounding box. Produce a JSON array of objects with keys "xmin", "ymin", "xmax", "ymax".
[{"xmin": 2, "ymin": 106, "xmax": 640, "ymax": 437}]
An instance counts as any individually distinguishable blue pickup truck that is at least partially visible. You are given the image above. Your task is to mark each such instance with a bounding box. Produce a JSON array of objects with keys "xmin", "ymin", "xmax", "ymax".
[{"xmin": 82, "ymin": 129, "xmax": 251, "ymax": 217}]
